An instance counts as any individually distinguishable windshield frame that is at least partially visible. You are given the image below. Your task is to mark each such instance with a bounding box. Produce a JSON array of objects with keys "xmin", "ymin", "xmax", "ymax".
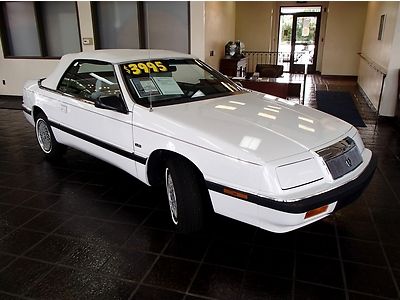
[{"xmin": 118, "ymin": 58, "xmax": 246, "ymax": 108}]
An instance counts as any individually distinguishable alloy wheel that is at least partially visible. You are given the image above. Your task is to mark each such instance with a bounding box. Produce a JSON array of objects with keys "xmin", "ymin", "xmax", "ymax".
[{"xmin": 165, "ymin": 168, "xmax": 178, "ymax": 225}]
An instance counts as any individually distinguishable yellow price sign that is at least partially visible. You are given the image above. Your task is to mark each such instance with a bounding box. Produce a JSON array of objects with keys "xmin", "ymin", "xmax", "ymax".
[{"xmin": 123, "ymin": 61, "xmax": 169, "ymax": 76}]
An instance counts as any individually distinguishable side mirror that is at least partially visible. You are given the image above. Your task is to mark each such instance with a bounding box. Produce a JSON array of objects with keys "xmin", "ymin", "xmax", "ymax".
[{"xmin": 95, "ymin": 94, "xmax": 126, "ymax": 113}]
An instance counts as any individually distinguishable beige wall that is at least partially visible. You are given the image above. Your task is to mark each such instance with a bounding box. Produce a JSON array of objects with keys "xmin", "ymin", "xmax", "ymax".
[
  {"xmin": 315, "ymin": 3, "xmax": 329, "ymax": 73},
  {"xmin": 358, "ymin": 1, "xmax": 400, "ymax": 116},
  {"xmin": 76, "ymin": 2, "xmax": 96, "ymax": 53},
  {"xmin": 235, "ymin": 2, "xmax": 329, "ymax": 72},
  {"xmin": 190, "ymin": 2, "xmax": 206, "ymax": 60},
  {"xmin": 321, "ymin": 2, "xmax": 367, "ymax": 76},
  {"xmin": 235, "ymin": 1, "xmax": 274, "ymax": 51},
  {"xmin": 0, "ymin": 55, "xmax": 57, "ymax": 96},
  {"xmin": 361, "ymin": 1, "xmax": 398, "ymax": 68},
  {"xmin": 383, "ymin": 9, "xmax": 400, "ymax": 116},
  {"xmin": 204, "ymin": 2, "xmax": 236, "ymax": 69}
]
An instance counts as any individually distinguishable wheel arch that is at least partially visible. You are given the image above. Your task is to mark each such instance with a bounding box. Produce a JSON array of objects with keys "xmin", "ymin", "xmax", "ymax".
[
  {"xmin": 31, "ymin": 105, "xmax": 65, "ymax": 151},
  {"xmin": 146, "ymin": 148, "xmax": 214, "ymax": 216},
  {"xmin": 32, "ymin": 106, "xmax": 46, "ymax": 121},
  {"xmin": 147, "ymin": 149, "xmax": 205, "ymax": 186}
]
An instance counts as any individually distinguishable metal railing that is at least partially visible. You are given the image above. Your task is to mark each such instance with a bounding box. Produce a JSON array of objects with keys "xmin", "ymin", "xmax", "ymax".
[
  {"xmin": 358, "ymin": 53, "xmax": 387, "ymax": 122},
  {"xmin": 358, "ymin": 53, "xmax": 387, "ymax": 76},
  {"xmin": 243, "ymin": 51, "xmax": 311, "ymax": 73}
]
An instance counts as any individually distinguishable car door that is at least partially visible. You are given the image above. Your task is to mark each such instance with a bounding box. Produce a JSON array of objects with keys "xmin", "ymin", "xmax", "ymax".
[{"xmin": 54, "ymin": 60, "xmax": 137, "ymax": 177}]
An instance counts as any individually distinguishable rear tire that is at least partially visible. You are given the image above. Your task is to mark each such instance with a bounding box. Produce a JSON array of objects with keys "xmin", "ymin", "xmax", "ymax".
[
  {"xmin": 35, "ymin": 113, "xmax": 66, "ymax": 160},
  {"xmin": 164, "ymin": 158, "xmax": 205, "ymax": 233}
]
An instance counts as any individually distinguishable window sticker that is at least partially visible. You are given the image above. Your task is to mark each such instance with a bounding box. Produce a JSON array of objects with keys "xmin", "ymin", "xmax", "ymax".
[
  {"xmin": 152, "ymin": 77, "xmax": 184, "ymax": 95},
  {"xmin": 123, "ymin": 60, "xmax": 169, "ymax": 76},
  {"xmin": 130, "ymin": 78, "xmax": 161, "ymax": 98}
]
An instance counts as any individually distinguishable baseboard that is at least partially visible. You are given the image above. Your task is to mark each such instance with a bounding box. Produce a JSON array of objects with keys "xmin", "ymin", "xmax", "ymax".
[
  {"xmin": 378, "ymin": 115, "xmax": 399, "ymax": 125},
  {"xmin": 321, "ymin": 75, "xmax": 358, "ymax": 81},
  {"xmin": 0, "ymin": 95, "xmax": 23, "ymax": 100}
]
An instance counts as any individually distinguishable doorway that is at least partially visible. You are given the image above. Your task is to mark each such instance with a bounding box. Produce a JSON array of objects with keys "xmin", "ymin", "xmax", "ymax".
[{"xmin": 278, "ymin": 6, "xmax": 321, "ymax": 74}]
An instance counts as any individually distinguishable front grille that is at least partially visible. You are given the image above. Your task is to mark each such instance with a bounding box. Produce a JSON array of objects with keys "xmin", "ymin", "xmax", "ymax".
[{"xmin": 317, "ymin": 137, "xmax": 363, "ymax": 179}]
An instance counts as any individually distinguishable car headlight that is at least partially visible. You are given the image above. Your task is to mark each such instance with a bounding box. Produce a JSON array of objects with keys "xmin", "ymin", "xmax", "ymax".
[
  {"xmin": 316, "ymin": 137, "xmax": 363, "ymax": 180},
  {"xmin": 276, "ymin": 158, "xmax": 324, "ymax": 190}
]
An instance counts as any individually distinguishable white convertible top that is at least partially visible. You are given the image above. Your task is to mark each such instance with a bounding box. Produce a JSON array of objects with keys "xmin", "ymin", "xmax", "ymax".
[{"xmin": 41, "ymin": 49, "xmax": 194, "ymax": 90}]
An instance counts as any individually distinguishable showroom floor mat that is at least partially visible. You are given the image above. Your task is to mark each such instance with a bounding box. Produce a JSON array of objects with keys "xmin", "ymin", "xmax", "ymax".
[{"xmin": 316, "ymin": 90, "xmax": 367, "ymax": 127}]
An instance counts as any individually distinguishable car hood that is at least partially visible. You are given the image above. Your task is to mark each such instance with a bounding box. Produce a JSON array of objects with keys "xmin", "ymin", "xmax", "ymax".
[{"xmin": 143, "ymin": 92, "xmax": 353, "ymax": 164}]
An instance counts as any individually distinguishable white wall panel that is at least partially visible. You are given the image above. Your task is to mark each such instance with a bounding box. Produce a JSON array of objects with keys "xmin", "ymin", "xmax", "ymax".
[
  {"xmin": 3, "ymin": 2, "xmax": 41, "ymax": 56},
  {"xmin": 95, "ymin": 1, "xmax": 140, "ymax": 49},
  {"xmin": 144, "ymin": 2, "xmax": 189, "ymax": 53},
  {"xmin": 41, "ymin": 2, "xmax": 81, "ymax": 57}
]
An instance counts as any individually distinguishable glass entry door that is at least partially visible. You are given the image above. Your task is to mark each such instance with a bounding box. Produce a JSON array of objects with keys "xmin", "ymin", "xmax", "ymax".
[
  {"xmin": 278, "ymin": 7, "xmax": 321, "ymax": 74},
  {"xmin": 292, "ymin": 15, "xmax": 319, "ymax": 73}
]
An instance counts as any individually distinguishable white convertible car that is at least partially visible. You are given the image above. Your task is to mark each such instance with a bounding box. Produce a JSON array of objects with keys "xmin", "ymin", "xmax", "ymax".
[{"xmin": 22, "ymin": 50, "xmax": 376, "ymax": 233}]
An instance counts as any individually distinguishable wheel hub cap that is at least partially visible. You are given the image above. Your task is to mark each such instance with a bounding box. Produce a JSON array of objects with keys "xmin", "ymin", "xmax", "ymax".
[
  {"xmin": 165, "ymin": 168, "xmax": 178, "ymax": 225},
  {"xmin": 36, "ymin": 119, "xmax": 52, "ymax": 153}
]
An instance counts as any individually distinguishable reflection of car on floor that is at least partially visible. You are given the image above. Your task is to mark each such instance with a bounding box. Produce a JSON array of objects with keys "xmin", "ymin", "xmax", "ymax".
[{"xmin": 22, "ymin": 49, "xmax": 376, "ymax": 233}]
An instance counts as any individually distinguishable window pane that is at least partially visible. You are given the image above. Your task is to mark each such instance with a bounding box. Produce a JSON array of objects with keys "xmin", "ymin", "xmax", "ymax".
[
  {"xmin": 95, "ymin": 1, "xmax": 140, "ymax": 49},
  {"xmin": 121, "ymin": 59, "xmax": 240, "ymax": 107},
  {"xmin": 58, "ymin": 62, "xmax": 120, "ymax": 102},
  {"xmin": 3, "ymin": 2, "xmax": 41, "ymax": 56},
  {"xmin": 144, "ymin": 1, "xmax": 189, "ymax": 53},
  {"xmin": 280, "ymin": 6, "xmax": 321, "ymax": 14},
  {"xmin": 40, "ymin": 2, "xmax": 81, "ymax": 57}
]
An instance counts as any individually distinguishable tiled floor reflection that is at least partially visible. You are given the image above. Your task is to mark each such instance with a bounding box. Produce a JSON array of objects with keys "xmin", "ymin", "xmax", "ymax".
[{"xmin": 0, "ymin": 77, "xmax": 400, "ymax": 299}]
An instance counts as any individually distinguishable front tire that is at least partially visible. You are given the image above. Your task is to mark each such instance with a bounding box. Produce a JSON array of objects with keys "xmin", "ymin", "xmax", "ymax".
[
  {"xmin": 165, "ymin": 159, "xmax": 206, "ymax": 233},
  {"xmin": 35, "ymin": 113, "xmax": 66, "ymax": 160}
]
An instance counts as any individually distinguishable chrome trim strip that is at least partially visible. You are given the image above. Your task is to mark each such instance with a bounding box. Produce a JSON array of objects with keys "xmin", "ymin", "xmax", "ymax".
[
  {"xmin": 22, "ymin": 106, "xmax": 31, "ymax": 115},
  {"xmin": 281, "ymin": 177, "xmax": 324, "ymax": 191},
  {"xmin": 316, "ymin": 137, "xmax": 355, "ymax": 161},
  {"xmin": 317, "ymin": 137, "xmax": 363, "ymax": 180}
]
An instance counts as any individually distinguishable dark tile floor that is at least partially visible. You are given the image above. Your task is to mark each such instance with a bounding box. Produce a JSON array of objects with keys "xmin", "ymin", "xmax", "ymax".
[{"xmin": 1, "ymin": 76, "xmax": 400, "ymax": 299}]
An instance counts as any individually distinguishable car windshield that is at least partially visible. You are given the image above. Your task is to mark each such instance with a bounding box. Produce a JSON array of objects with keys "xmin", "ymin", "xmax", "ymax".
[{"xmin": 120, "ymin": 58, "xmax": 243, "ymax": 107}]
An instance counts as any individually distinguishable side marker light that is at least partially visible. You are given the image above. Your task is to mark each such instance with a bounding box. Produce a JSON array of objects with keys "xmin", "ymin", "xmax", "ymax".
[
  {"xmin": 223, "ymin": 188, "xmax": 248, "ymax": 200},
  {"xmin": 305, "ymin": 205, "xmax": 329, "ymax": 219}
]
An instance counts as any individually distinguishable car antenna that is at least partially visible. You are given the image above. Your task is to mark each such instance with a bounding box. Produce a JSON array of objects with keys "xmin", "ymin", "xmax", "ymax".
[
  {"xmin": 146, "ymin": 20, "xmax": 153, "ymax": 113},
  {"xmin": 148, "ymin": 50, "xmax": 153, "ymax": 112},
  {"xmin": 149, "ymin": 50, "xmax": 153, "ymax": 111}
]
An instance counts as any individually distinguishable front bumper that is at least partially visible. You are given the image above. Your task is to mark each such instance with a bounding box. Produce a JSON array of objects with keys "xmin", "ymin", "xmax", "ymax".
[{"xmin": 207, "ymin": 152, "xmax": 377, "ymax": 233}]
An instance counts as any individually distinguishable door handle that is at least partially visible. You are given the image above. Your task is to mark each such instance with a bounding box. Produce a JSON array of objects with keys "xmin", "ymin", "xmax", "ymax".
[{"xmin": 61, "ymin": 104, "xmax": 68, "ymax": 113}]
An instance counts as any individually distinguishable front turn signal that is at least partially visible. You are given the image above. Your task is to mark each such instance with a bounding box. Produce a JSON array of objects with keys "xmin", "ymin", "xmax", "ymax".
[{"xmin": 305, "ymin": 205, "xmax": 329, "ymax": 219}]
